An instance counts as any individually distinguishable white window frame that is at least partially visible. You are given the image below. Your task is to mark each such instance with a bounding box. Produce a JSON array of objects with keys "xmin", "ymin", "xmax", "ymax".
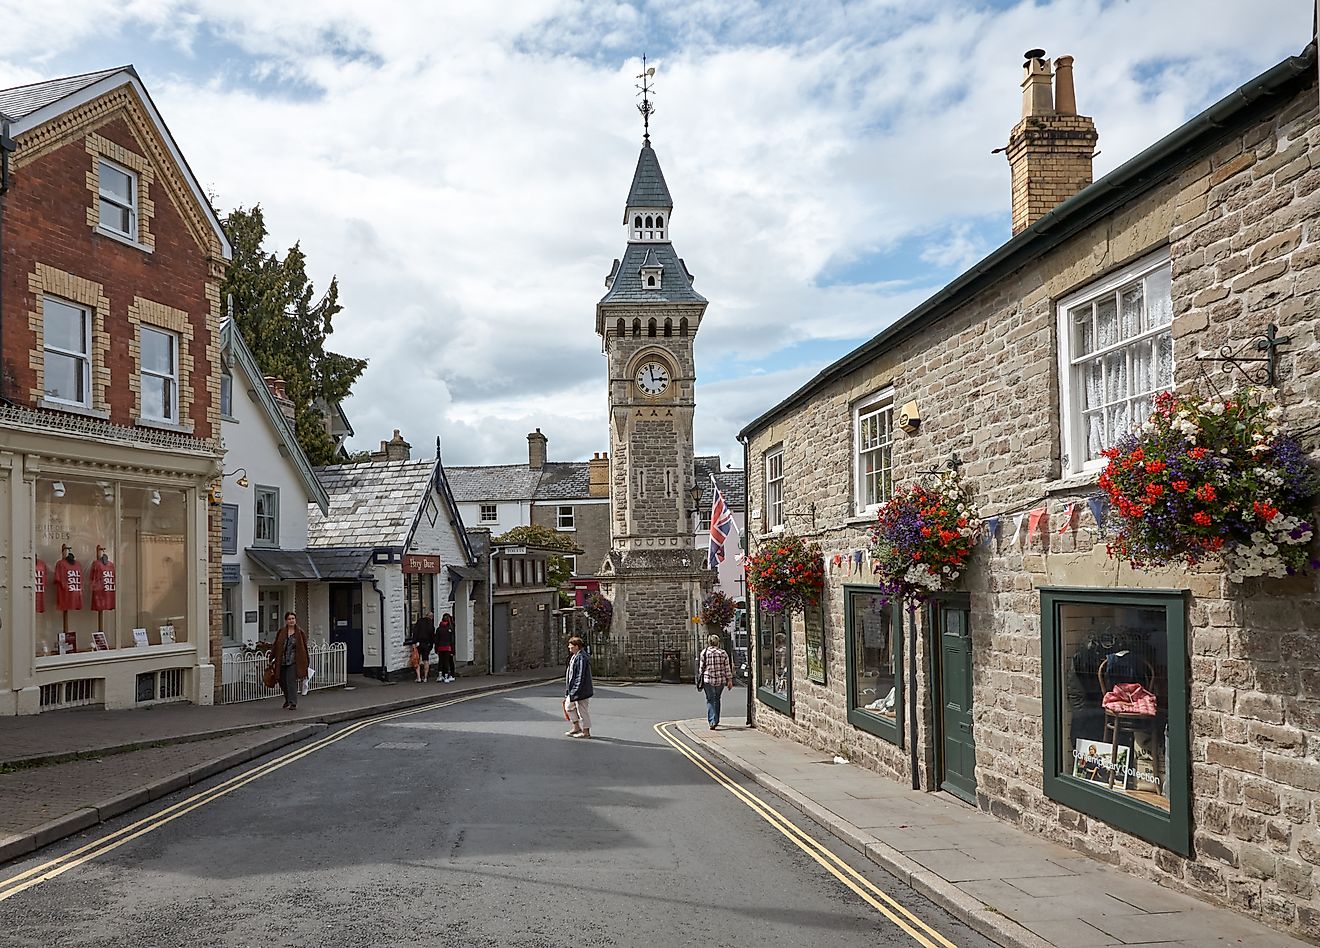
[
  {"xmin": 556, "ymin": 505, "xmax": 575, "ymax": 530},
  {"xmin": 220, "ymin": 368, "xmax": 234, "ymax": 418},
  {"xmin": 221, "ymin": 585, "xmax": 240, "ymax": 647},
  {"xmin": 254, "ymin": 486, "xmax": 280, "ymax": 548},
  {"xmin": 97, "ymin": 158, "xmax": 138, "ymax": 240},
  {"xmin": 562, "ymin": 554, "xmax": 577, "ymax": 575},
  {"xmin": 765, "ymin": 446, "xmax": 784, "ymax": 532},
  {"xmin": 853, "ymin": 387, "xmax": 894, "ymax": 516},
  {"xmin": 1057, "ymin": 249, "xmax": 1173, "ymax": 476},
  {"xmin": 41, "ymin": 295, "xmax": 92, "ymax": 408},
  {"xmin": 480, "ymin": 504, "xmax": 498, "ymax": 523},
  {"xmin": 139, "ymin": 325, "xmax": 179, "ymax": 423}
]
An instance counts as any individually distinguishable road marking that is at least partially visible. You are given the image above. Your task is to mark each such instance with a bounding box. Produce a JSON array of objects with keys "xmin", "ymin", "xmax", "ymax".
[
  {"xmin": 0, "ymin": 683, "xmax": 543, "ymax": 902},
  {"xmin": 654, "ymin": 722, "xmax": 959, "ymax": 948}
]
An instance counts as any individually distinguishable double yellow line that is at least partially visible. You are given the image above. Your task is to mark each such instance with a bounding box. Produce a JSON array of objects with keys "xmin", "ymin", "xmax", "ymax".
[
  {"xmin": 654, "ymin": 722, "xmax": 959, "ymax": 948},
  {"xmin": 0, "ymin": 683, "xmax": 539, "ymax": 903}
]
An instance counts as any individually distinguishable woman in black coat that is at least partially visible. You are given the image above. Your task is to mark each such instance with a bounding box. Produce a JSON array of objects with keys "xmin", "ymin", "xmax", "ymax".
[{"xmin": 435, "ymin": 612, "xmax": 457, "ymax": 682}]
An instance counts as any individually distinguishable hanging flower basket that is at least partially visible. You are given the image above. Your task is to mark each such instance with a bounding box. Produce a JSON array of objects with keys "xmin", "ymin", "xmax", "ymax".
[
  {"xmin": 582, "ymin": 592, "xmax": 613, "ymax": 633},
  {"xmin": 693, "ymin": 591, "xmax": 737, "ymax": 628},
  {"xmin": 869, "ymin": 470, "xmax": 981, "ymax": 606},
  {"xmin": 1099, "ymin": 388, "xmax": 1319, "ymax": 580},
  {"xmin": 745, "ymin": 534, "xmax": 825, "ymax": 615}
]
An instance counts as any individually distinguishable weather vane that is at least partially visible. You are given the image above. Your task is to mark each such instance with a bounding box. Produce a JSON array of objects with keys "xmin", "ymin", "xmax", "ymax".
[{"xmin": 636, "ymin": 55, "xmax": 656, "ymax": 144}]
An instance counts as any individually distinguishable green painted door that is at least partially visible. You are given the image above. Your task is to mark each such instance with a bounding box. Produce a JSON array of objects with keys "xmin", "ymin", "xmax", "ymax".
[{"xmin": 937, "ymin": 601, "xmax": 977, "ymax": 804}]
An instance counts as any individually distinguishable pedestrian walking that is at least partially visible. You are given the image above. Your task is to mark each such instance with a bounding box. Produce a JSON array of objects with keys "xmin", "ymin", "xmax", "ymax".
[
  {"xmin": 696, "ymin": 633, "xmax": 734, "ymax": 730},
  {"xmin": 271, "ymin": 612, "xmax": 309, "ymax": 711},
  {"xmin": 564, "ymin": 636, "xmax": 594, "ymax": 738},
  {"xmin": 436, "ymin": 612, "xmax": 457, "ymax": 682},
  {"xmin": 412, "ymin": 610, "xmax": 436, "ymax": 682}
]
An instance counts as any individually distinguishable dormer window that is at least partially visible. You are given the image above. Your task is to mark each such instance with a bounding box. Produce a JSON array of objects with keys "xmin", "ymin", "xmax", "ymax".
[{"xmin": 640, "ymin": 248, "xmax": 663, "ymax": 291}]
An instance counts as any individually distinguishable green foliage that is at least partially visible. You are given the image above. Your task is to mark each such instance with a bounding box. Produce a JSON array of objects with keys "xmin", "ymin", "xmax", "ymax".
[
  {"xmin": 220, "ymin": 205, "xmax": 367, "ymax": 466},
  {"xmin": 492, "ymin": 524, "xmax": 578, "ymax": 552}
]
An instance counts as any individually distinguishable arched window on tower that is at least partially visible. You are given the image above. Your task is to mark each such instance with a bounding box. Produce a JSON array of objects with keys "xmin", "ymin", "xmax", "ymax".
[
  {"xmin": 646, "ymin": 276, "xmax": 656, "ymax": 287},
  {"xmin": 655, "ymin": 214, "xmax": 664, "ymax": 238},
  {"xmin": 663, "ymin": 319, "xmax": 672, "ymax": 337},
  {"xmin": 632, "ymin": 318, "xmax": 642, "ymax": 337},
  {"xmin": 633, "ymin": 215, "xmax": 643, "ymax": 239},
  {"xmin": 616, "ymin": 318, "xmax": 625, "ymax": 338},
  {"xmin": 679, "ymin": 317, "xmax": 689, "ymax": 337},
  {"xmin": 647, "ymin": 319, "xmax": 657, "ymax": 337}
]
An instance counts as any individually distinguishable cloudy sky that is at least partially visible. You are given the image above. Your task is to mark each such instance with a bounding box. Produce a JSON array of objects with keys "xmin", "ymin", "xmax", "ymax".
[{"xmin": 1, "ymin": 1, "xmax": 1313, "ymax": 467}]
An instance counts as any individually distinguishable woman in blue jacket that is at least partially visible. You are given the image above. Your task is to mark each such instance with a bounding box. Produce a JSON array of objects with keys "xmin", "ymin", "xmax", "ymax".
[{"xmin": 564, "ymin": 636, "xmax": 594, "ymax": 739}]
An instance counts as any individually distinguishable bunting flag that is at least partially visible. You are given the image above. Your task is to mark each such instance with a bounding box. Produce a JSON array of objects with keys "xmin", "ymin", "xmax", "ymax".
[
  {"xmin": 1087, "ymin": 495, "xmax": 1108, "ymax": 528},
  {"xmin": 1058, "ymin": 502, "xmax": 1079, "ymax": 535},
  {"xmin": 853, "ymin": 550, "xmax": 864, "ymax": 574},
  {"xmin": 984, "ymin": 516, "xmax": 1000, "ymax": 547},
  {"xmin": 1012, "ymin": 513, "xmax": 1026, "ymax": 549},
  {"xmin": 1027, "ymin": 507, "xmax": 1047, "ymax": 545}
]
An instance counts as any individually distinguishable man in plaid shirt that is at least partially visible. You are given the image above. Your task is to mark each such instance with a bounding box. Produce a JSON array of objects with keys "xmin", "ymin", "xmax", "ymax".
[{"xmin": 697, "ymin": 634, "xmax": 735, "ymax": 730}]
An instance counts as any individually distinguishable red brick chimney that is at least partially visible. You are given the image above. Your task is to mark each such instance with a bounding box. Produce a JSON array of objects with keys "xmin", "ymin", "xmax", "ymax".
[
  {"xmin": 263, "ymin": 376, "xmax": 296, "ymax": 422},
  {"xmin": 1004, "ymin": 50, "xmax": 1098, "ymax": 235}
]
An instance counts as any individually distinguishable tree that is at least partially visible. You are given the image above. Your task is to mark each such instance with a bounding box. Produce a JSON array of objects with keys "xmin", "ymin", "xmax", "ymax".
[{"xmin": 220, "ymin": 206, "xmax": 367, "ymax": 466}]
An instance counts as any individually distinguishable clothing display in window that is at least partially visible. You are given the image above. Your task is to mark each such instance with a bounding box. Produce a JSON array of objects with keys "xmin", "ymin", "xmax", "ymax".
[
  {"xmin": 34, "ymin": 558, "xmax": 48, "ymax": 613},
  {"xmin": 89, "ymin": 552, "xmax": 117, "ymax": 611},
  {"xmin": 54, "ymin": 551, "xmax": 84, "ymax": 612}
]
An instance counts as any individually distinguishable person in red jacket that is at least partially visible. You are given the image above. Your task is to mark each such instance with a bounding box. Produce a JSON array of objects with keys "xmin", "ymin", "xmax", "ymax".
[{"xmin": 54, "ymin": 549, "xmax": 83, "ymax": 612}]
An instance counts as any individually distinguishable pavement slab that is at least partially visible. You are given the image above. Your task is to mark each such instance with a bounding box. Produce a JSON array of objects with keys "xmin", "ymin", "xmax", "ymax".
[{"xmin": 679, "ymin": 721, "xmax": 1317, "ymax": 948}]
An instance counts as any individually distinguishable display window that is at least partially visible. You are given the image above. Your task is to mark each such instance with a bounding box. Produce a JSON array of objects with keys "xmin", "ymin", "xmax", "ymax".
[
  {"xmin": 756, "ymin": 602, "xmax": 791, "ymax": 715},
  {"xmin": 35, "ymin": 476, "xmax": 190, "ymax": 656},
  {"xmin": 406, "ymin": 571, "xmax": 434, "ymax": 629},
  {"xmin": 844, "ymin": 586, "xmax": 901, "ymax": 744},
  {"xmin": 1041, "ymin": 587, "xmax": 1189, "ymax": 855}
]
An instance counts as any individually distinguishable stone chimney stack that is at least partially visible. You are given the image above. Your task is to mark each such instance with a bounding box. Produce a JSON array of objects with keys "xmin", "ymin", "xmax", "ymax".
[
  {"xmin": 527, "ymin": 428, "xmax": 548, "ymax": 471},
  {"xmin": 588, "ymin": 452, "xmax": 610, "ymax": 498},
  {"xmin": 1005, "ymin": 49, "xmax": 1098, "ymax": 235},
  {"xmin": 263, "ymin": 376, "xmax": 296, "ymax": 422},
  {"xmin": 371, "ymin": 429, "xmax": 411, "ymax": 462}
]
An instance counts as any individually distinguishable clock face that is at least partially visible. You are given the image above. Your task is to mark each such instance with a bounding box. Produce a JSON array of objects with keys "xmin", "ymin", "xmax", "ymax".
[{"xmin": 635, "ymin": 361, "xmax": 670, "ymax": 397}]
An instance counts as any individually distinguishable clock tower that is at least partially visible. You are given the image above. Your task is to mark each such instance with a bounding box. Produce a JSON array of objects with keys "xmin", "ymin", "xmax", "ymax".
[{"xmin": 595, "ymin": 86, "xmax": 713, "ymax": 678}]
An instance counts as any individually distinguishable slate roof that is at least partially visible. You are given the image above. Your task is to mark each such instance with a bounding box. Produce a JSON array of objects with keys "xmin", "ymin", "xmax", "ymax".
[
  {"xmin": 447, "ymin": 464, "xmax": 543, "ymax": 503},
  {"xmin": 0, "ymin": 66, "xmax": 128, "ymax": 120},
  {"xmin": 308, "ymin": 458, "xmax": 436, "ymax": 548},
  {"xmin": 639, "ymin": 248, "xmax": 662, "ymax": 270},
  {"xmin": 600, "ymin": 241, "xmax": 706, "ymax": 306},
  {"xmin": 624, "ymin": 142, "xmax": 673, "ymax": 211},
  {"xmin": 534, "ymin": 462, "xmax": 591, "ymax": 500},
  {"xmin": 695, "ymin": 455, "xmax": 746, "ymax": 510}
]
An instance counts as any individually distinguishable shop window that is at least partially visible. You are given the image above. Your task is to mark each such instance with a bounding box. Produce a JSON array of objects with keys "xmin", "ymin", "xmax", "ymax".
[
  {"xmin": 756, "ymin": 602, "xmax": 792, "ymax": 715},
  {"xmin": 1058, "ymin": 250, "xmax": 1173, "ymax": 474},
  {"xmin": 405, "ymin": 571, "xmax": 434, "ymax": 629},
  {"xmin": 557, "ymin": 505, "xmax": 575, "ymax": 530},
  {"xmin": 254, "ymin": 486, "xmax": 279, "ymax": 547},
  {"xmin": 35, "ymin": 479, "xmax": 190, "ymax": 655},
  {"xmin": 98, "ymin": 158, "xmax": 137, "ymax": 239},
  {"xmin": 220, "ymin": 368, "xmax": 234, "ymax": 417},
  {"xmin": 1041, "ymin": 587, "xmax": 1189, "ymax": 855},
  {"xmin": 42, "ymin": 296, "xmax": 92, "ymax": 407},
  {"xmin": 764, "ymin": 447, "xmax": 784, "ymax": 531},
  {"xmin": 480, "ymin": 504, "xmax": 498, "ymax": 523},
  {"xmin": 854, "ymin": 389, "xmax": 894, "ymax": 515},
  {"xmin": 843, "ymin": 587, "xmax": 901, "ymax": 743},
  {"xmin": 258, "ymin": 587, "xmax": 284, "ymax": 641}
]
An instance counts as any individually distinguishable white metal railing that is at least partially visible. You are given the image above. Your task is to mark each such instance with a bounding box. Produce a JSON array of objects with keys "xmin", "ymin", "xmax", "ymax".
[{"xmin": 220, "ymin": 642, "xmax": 347, "ymax": 704}]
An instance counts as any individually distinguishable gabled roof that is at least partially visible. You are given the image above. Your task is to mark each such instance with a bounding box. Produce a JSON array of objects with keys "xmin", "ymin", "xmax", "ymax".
[
  {"xmin": 0, "ymin": 65, "xmax": 232, "ymax": 259},
  {"xmin": 624, "ymin": 141, "xmax": 673, "ymax": 215},
  {"xmin": 534, "ymin": 462, "xmax": 591, "ymax": 500},
  {"xmin": 221, "ymin": 320, "xmax": 328, "ymax": 514},
  {"xmin": 599, "ymin": 241, "xmax": 706, "ymax": 306},
  {"xmin": 447, "ymin": 464, "xmax": 543, "ymax": 502},
  {"xmin": 695, "ymin": 455, "xmax": 746, "ymax": 511},
  {"xmin": 740, "ymin": 42, "xmax": 1318, "ymax": 440}
]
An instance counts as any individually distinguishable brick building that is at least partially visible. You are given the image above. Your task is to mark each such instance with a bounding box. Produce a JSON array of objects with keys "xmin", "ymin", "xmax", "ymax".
[
  {"xmin": 740, "ymin": 42, "xmax": 1320, "ymax": 941},
  {"xmin": 0, "ymin": 66, "xmax": 231, "ymax": 713}
]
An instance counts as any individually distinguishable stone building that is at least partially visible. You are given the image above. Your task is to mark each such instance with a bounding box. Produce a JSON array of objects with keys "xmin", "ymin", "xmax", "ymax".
[
  {"xmin": 490, "ymin": 538, "xmax": 574, "ymax": 672},
  {"xmin": 739, "ymin": 43, "xmax": 1320, "ymax": 941},
  {"xmin": 0, "ymin": 66, "xmax": 231, "ymax": 713}
]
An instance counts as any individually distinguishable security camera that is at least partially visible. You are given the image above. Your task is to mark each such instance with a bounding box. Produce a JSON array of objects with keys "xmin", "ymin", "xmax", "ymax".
[{"xmin": 898, "ymin": 401, "xmax": 921, "ymax": 435}]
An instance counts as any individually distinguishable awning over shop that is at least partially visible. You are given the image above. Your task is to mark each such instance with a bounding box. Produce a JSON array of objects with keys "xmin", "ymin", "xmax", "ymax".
[
  {"xmin": 244, "ymin": 547, "xmax": 374, "ymax": 581},
  {"xmin": 447, "ymin": 563, "xmax": 485, "ymax": 601}
]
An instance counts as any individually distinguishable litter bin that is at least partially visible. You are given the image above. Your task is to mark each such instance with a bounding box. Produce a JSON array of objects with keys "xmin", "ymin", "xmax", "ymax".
[{"xmin": 659, "ymin": 648, "xmax": 681, "ymax": 683}]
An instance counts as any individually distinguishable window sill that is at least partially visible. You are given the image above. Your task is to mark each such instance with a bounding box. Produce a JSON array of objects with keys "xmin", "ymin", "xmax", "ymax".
[
  {"xmin": 94, "ymin": 226, "xmax": 153, "ymax": 254},
  {"xmin": 135, "ymin": 416, "xmax": 195, "ymax": 434},
  {"xmin": 220, "ymin": 413, "xmax": 239, "ymax": 423},
  {"xmin": 35, "ymin": 642, "xmax": 195, "ymax": 669},
  {"xmin": 1044, "ymin": 470, "xmax": 1102, "ymax": 495},
  {"xmin": 756, "ymin": 685, "xmax": 793, "ymax": 716},
  {"xmin": 37, "ymin": 399, "xmax": 110, "ymax": 420},
  {"xmin": 555, "ymin": 527, "xmax": 577, "ymax": 533}
]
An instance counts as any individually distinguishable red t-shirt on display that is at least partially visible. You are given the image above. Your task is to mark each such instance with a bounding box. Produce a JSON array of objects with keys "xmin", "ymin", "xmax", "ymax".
[
  {"xmin": 90, "ymin": 558, "xmax": 117, "ymax": 611},
  {"xmin": 34, "ymin": 558, "xmax": 48, "ymax": 614},
  {"xmin": 54, "ymin": 558, "xmax": 84, "ymax": 612}
]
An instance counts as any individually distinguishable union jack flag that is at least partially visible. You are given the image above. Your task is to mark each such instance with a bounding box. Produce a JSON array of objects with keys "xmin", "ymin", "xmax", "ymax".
[{"xmin": 708, "ymin": 481, "xmax": 737, "ymax": 567}]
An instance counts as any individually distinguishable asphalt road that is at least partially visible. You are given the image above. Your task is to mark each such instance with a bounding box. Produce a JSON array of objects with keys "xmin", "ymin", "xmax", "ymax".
[{"xmin": 0, "ymin": 683, "xmax": 999, "ymax": 948}]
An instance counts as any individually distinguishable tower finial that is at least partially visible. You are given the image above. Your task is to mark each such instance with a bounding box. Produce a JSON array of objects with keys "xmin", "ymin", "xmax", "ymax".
[{"xmin": 635, "ymin": 55, "xmax": 656, "ymax": 144}]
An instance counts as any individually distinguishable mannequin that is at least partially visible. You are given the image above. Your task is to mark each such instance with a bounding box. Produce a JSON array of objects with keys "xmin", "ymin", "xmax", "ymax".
[
  {"xmin": 54, "ymin": 544, "xmax": 83, "ymax": 652},
  {"xmin": 90, "ymin": 545, "xmax": 117, "ymax": 640}
]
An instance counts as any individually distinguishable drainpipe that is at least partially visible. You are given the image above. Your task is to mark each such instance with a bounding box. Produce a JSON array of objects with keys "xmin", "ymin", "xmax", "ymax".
[
  {"xmin": 909, "ymin": 606, "xmax": 919, "ymax": 790},
  {"xmin": 741, "ymin": 434, "xmax": 753, "ymax": 728},
  {"xmin": 0, "ymin": 114, "xmax": 14, "ymax": 406},
  {"xmin": 368, "ymin": 574, "xmax": 389, "ymax": 682}
]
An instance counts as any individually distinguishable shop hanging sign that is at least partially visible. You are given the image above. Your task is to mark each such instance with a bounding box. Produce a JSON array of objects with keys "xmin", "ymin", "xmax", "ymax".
[
  {"xmin": 804, "ymin": 606, "xmax": 826, "ymax": 685},
  {"xmin": 402, "ymin": 554, "xmax": 441, "ymax": 574}
]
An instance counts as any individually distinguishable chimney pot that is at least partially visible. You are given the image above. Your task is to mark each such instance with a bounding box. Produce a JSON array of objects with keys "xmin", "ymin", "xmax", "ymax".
[{"xmin": 1054, "ymin": 55, "xmax": 1077, "ymax": 115}]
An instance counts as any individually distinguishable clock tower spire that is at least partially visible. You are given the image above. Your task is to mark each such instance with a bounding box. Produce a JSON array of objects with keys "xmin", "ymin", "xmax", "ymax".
[{"xmin": 595, "ymin": 61, "xmax": 712, "ymax": 678}]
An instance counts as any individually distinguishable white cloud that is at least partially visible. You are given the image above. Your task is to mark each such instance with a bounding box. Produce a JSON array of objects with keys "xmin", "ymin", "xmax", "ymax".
[{"xmin": 0, "ymin": 0, "xmax": 1311, "ymax": 470}]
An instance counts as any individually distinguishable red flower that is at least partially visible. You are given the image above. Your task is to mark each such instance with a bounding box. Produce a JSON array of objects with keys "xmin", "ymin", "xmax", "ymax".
[
  {"xmin": 1189, "ymin": 447, "xmax": 1208, "ymax": 460},
  {"xmin": 1253, "ymin": 501, "xmax": 1279, "ymax": 521},
  {"xmin": 1192, "ymin": 512, "xmax": 1212, "ymax": 526},
  {"xmin": 1196, "ymin": 484, "xmax": 1216, "ymax": 502},
  {"xmin": 1171, "ymin": 480, "xmax": 1189, "ymax": 493}
]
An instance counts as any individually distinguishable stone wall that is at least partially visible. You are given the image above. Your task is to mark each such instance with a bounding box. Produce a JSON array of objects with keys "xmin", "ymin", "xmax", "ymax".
[{"xmin": 743, "ymin": 78, "xmax": 1320, "ymax": 941}]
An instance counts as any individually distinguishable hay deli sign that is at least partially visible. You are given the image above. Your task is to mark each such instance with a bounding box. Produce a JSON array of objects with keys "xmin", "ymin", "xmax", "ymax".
[{"xmin": 402, "ymin": 554, "xmax": 441, "ymax": 574}]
